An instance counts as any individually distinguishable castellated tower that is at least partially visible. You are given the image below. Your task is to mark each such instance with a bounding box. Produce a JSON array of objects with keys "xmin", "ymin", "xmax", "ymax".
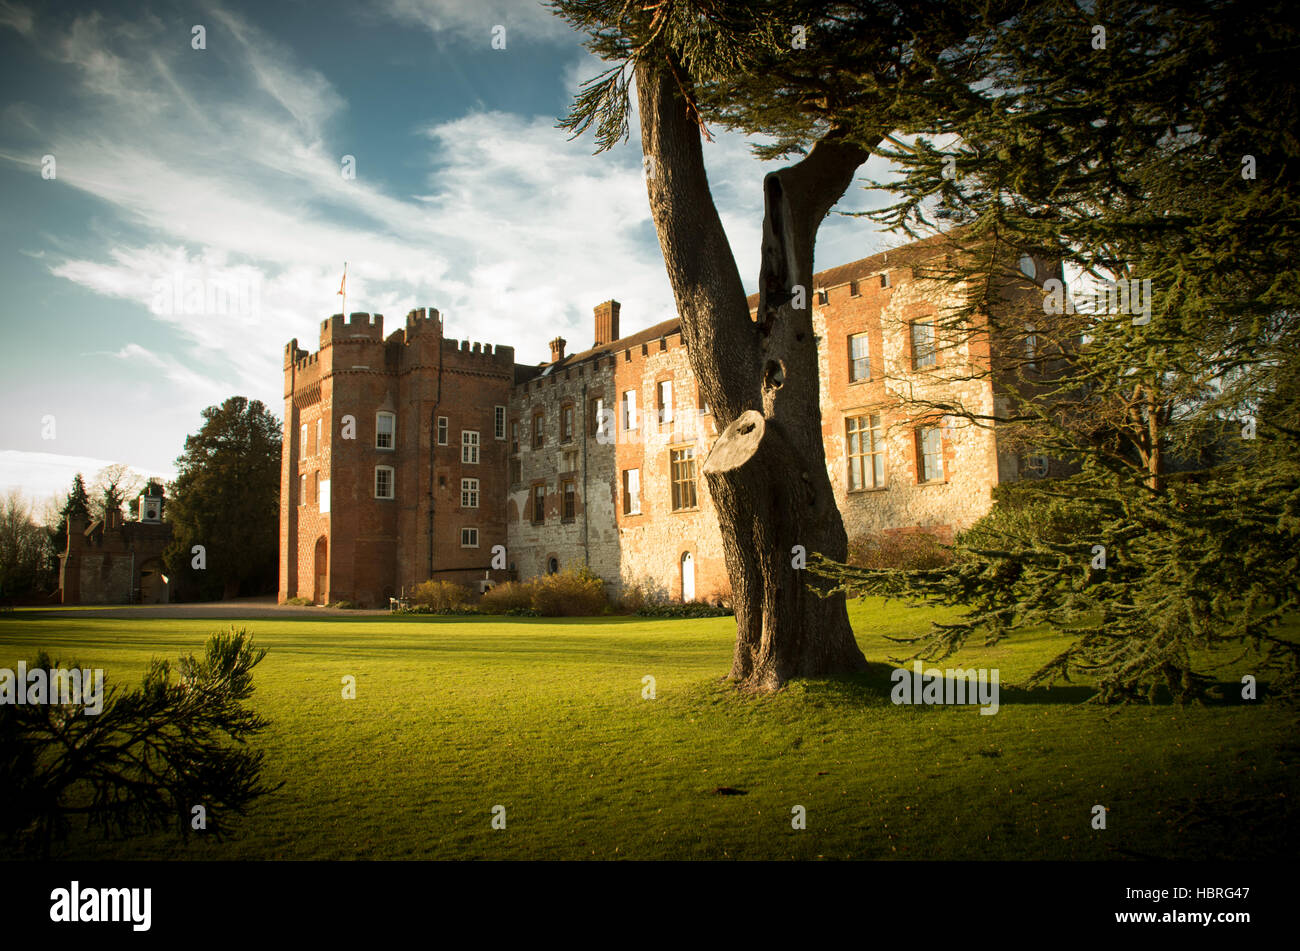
[
  {"xmin": 279, "ymin": 236, "xmax": 1041, "ymax": 609},
  {"xmin": 279, "ymin": 308, "xmax": 516, "ymax": 606}
]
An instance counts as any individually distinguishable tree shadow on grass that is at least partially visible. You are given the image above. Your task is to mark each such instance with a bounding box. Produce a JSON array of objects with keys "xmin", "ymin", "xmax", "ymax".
[{"xmin": 793, "ymin": 666, "xmax": 1279, "ymax": 708}]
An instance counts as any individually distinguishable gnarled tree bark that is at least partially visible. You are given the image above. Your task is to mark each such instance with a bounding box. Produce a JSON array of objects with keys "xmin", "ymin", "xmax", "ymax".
[{"xmin": 636, "ymin": 59, "xmax": 875, "ymax": 690}]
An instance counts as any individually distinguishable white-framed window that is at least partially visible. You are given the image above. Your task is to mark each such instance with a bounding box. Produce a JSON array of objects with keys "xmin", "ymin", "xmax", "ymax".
[
  {"xmin": 437, "ymin": 416, "xmax": 448, "ymax": 445},
  {"xmin": 494, "ymin": 405, "xmax": 506, "ymax": 440},
  {"xmin": 461, "ymin": 527, "xmax": 479, "ymax": 548},
  {"xmin": 300, "ymin": 423, "xmax": 308, "ymax": 455},
  {"xmin": 847, "ymin": 414, "xmax": 885, "ymax": 490},
  {"xmin": 622, "ymin": 468, "xmax": 641, "ymax": 515},
  {"xmin": 299, "ymin": 473, "xmax": 306, "ymax": 505},
  {"xmin": 376, "ymin": 412, "xmax": 395, "ymax": 450},
  {"xmin": 849, "ymin": 333, "xmax": 871, "ymax": 382},
  {"xmin": 561, "ymin": 449, "xmax": 579, "ymax": 473},
  {"xmin": 316, "ymin": 418, "xmax": 322, "ymax": 452},
  {"xmin": 911, "ymin": 320, "xmax": 936, "ymax": 370},
  {"xmin": 880, "ymin": 271, "xmax": 891, "ymax": 288},
  {"xmin": 657, "ymin": 379, "xmax": 673, "ymax": 425},
  {"xmin": 375, "ymin": 465, "xmax": 395, "ymax": 499},
  {"xmin": 916, "ymin": 427, "xmax": 943, "ymax": 483},
  {"xmin": 622, "ymin": 389, "xmax": 638, "ymax": 430},
  {"xmin": 461, "ymin": 477, "xmax": 480, "ymax": 508},
  {"xmin": 462, "ymin": 430, "xmax": 480, "ymax": 464}
]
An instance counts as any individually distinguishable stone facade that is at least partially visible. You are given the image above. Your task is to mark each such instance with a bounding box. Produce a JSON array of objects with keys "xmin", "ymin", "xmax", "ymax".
[
  {"xmin": 59, "ymin": 486, "xmax": 173, "ymax": 604},
  {"xmin": 280, "ymin": 235, "xmax": 1039, "ymax": 607}
]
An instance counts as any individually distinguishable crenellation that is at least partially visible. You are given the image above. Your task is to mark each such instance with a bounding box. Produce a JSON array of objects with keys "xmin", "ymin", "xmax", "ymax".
[{"xmin": 281, "ymin": 234, "xmax": 1042, "ymax": 608}]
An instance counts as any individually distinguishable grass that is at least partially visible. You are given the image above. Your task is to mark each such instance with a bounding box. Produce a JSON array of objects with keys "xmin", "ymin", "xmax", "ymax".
[{"xmin": 1, "ymin": 598, "xmax": 1295, "ymax": 860}]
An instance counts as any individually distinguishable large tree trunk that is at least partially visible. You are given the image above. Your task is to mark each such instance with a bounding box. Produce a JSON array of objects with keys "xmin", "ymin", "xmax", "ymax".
[{"xmin": 636, "ymin": 61, "xmax": 872, "ymax": 690}]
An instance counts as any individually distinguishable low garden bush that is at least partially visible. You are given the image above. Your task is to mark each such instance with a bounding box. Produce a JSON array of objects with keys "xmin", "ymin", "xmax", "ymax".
[
  {"xmin": 848, "ymin": 530, "xmax": 954, "ymax": 571},
  {"xmin": 478, "ymin": 581, "xmax": 534, "ymax": 614},
  {"xmin": 635, "ymin": 600, "xmax": 733, "ymax": 618},
  {"xmin": 528, "ymin": 565, "xmax": 607, "ymax": 617},
  {"xmin": 409, "ymin": 580, "xmax": 472, "ymax": 614}
]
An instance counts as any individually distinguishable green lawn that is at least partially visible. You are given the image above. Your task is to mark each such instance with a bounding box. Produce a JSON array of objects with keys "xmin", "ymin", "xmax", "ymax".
[{"xmin": 1, "ymin": 599, "xmax": 1295, "ymax": 860}]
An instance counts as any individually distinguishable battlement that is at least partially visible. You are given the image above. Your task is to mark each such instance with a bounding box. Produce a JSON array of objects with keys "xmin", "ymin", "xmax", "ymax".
[
  {"xmin": 406, "ymin": 306, "xmax": 442, "ymax": 328},
  {"xmin": 288, "ymin": 306, "xmax": 513, "ymax": 383},
  {"xmin": 440, "ymin": 337, "xmax": 515, "ymax": 365},
  {"xmin": 618, "ymin": 329, "xmax": 685, "ymax": 369},
  {"xmin": 320, "ymin": 312, "xmax": 385, "ymax": 347},
  {"xmin": 283, "ymin": 338, "xmax": 308, "ymax": 369}
]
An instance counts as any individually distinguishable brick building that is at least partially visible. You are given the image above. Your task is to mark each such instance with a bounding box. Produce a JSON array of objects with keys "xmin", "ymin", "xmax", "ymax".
[
  {"xmin": 60, "ymin": 483, "xmax": 173, "ymax": 604},
  {"xmin": 279, "ymin": 234, "xmax": 1043, "ymax": 607}
]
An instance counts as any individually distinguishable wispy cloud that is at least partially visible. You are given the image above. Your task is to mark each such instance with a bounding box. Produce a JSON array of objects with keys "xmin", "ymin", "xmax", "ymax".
[
  {"xmin": 383, "ymin": 0, "xmax": 573, "ymax": 43},
  {"xmin": 0, "ymin": 1, "xmax": 898, "ymax": 503}
]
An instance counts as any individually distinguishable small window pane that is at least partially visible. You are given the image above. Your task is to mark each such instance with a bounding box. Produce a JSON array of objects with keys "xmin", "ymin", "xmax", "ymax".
[
  {"xmin": 849, "ymin": 334, "xmax": 871, "ymax": 382},
  {"xmin": 376, "ymin": 413, "xmax": 395, "ymax": 449}
]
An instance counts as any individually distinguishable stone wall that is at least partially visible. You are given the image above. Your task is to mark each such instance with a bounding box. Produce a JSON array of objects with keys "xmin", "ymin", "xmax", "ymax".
[{"xmin": 507, "ymin": 354, "xmax": 621, "ymax": 583}]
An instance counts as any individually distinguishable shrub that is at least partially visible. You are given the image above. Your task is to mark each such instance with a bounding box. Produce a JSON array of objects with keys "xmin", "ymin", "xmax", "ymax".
[
  {"xmin": 285, "ymin": 596, "xmax": 313, "ymax": 606},
  {"xmin": 410, "ymin": 580, "xmax": 472, "ymax": 613},
  {"xmin": 957, "ymin": 480, "xmax": 1094, "ymax": 555},
  {"xmin": 0, "ymin": 628, "xmax": 279, "ymax": 857},
  {"xmin": 479, "ymin": 581, "xmax": 534, "ymax": 614},
  {"xmin": 636, "ymin": 600, "xmax": 733, "ymax": 618},
  {"xmin": 529, "ymin": 564, "xmax": 607, "ymax": 617},
  {"xmin": 328, "ymin": 600, "xmax": 359, "ymax": 610},
  {"xmin": 848, "ymin": 531, "xmax": 954, "ymax": 571}
]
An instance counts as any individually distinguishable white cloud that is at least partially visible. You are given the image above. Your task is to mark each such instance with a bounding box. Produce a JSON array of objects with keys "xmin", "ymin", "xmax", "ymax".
[
  {"xmin": 0, "ymin": 2, "xmax": 903, "ymax": 506},
  {"xmin": 0, "ymin": 450, "xmax": 174, "ymax": 513},
  {"xmin": 384, "ymin": 0, "xmax": 574, "ymax": 43}
]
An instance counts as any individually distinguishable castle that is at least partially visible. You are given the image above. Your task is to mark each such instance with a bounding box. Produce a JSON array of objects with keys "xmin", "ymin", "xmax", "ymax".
[{"xmin": 279, "ymin": 233, "xmax": 1045, "ymax": 607}]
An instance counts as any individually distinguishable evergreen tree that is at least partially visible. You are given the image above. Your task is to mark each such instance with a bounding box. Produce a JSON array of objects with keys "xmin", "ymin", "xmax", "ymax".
[
  {"xmin": 0, "ymin": 628, "xmax": 280, "ymax": 857},
  {"xmin": 47, "ymin": 473, "xmax": 92, "ymax": 578},
  {"xmin": 165, "ymin": 397, "xmax": 281, "ymax": 601},
  {"xmin": 807, "ymin": 0, "xmax": 1300, "ymax": 702}
]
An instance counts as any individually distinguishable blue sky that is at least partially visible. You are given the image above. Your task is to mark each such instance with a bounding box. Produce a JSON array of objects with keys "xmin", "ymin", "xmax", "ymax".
[{"xmin": 0, "ymin": 0, "xmax": 898, "ymax": 510}]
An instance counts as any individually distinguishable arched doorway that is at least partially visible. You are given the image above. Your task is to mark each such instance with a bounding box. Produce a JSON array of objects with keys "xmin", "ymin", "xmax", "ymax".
[
  {"xmin": 313, "ymin": 536, "xmax": 328, "ymax": 605},
  {"xmin": 547, "ymin": 556, "xmax": 559, "ymax": 575},
  {"xmin": 680, "ymin": 551, "xmax": 695, "ymax": 602},
  {"xmin": 139, "ymin": 558, "xmax": 169, "ymax": 604}
]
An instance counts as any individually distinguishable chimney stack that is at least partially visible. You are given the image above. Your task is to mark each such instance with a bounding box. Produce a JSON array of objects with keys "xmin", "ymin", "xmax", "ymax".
[
  {"xmin": 549, "ymin": 336, "xmax": 567, "ymax": 363},
  {"xmin": 593, "ymin": 300, "xmax": 621, "ymax": 347}
]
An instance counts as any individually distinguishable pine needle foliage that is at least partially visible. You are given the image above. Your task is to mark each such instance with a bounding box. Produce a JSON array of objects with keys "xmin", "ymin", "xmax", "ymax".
[
  {"xmin": 0, "ymin": 627, "xmax": 281, "ymax": 856},
  {"xmin": 807, "ymin": 0, "xmax": 1300, "ymax": 703}
]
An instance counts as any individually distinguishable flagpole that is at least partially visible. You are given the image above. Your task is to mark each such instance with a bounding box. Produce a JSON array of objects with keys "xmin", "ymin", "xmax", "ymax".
[{"xmin": 338, "ymin": 261, "xmax": 347, "ymax": 317}]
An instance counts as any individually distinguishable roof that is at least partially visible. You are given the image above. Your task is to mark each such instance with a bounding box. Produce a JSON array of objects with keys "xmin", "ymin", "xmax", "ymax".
[
  {"xmin": 515, "ymin": 316, "xmax": 683, "ymax": 384},
  {"xmin": 745, "ymin": 231, "xmax": 957, "ymax": 309},
  {"xmin": 516, "ymin": 231, "xmax": 961, "ymax": 382}
]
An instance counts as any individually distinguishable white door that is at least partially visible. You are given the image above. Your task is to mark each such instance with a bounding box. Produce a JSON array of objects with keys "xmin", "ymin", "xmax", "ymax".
[{"xmin": 681, "ymin": 552, "xmax": 695, "ymax": 602}]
